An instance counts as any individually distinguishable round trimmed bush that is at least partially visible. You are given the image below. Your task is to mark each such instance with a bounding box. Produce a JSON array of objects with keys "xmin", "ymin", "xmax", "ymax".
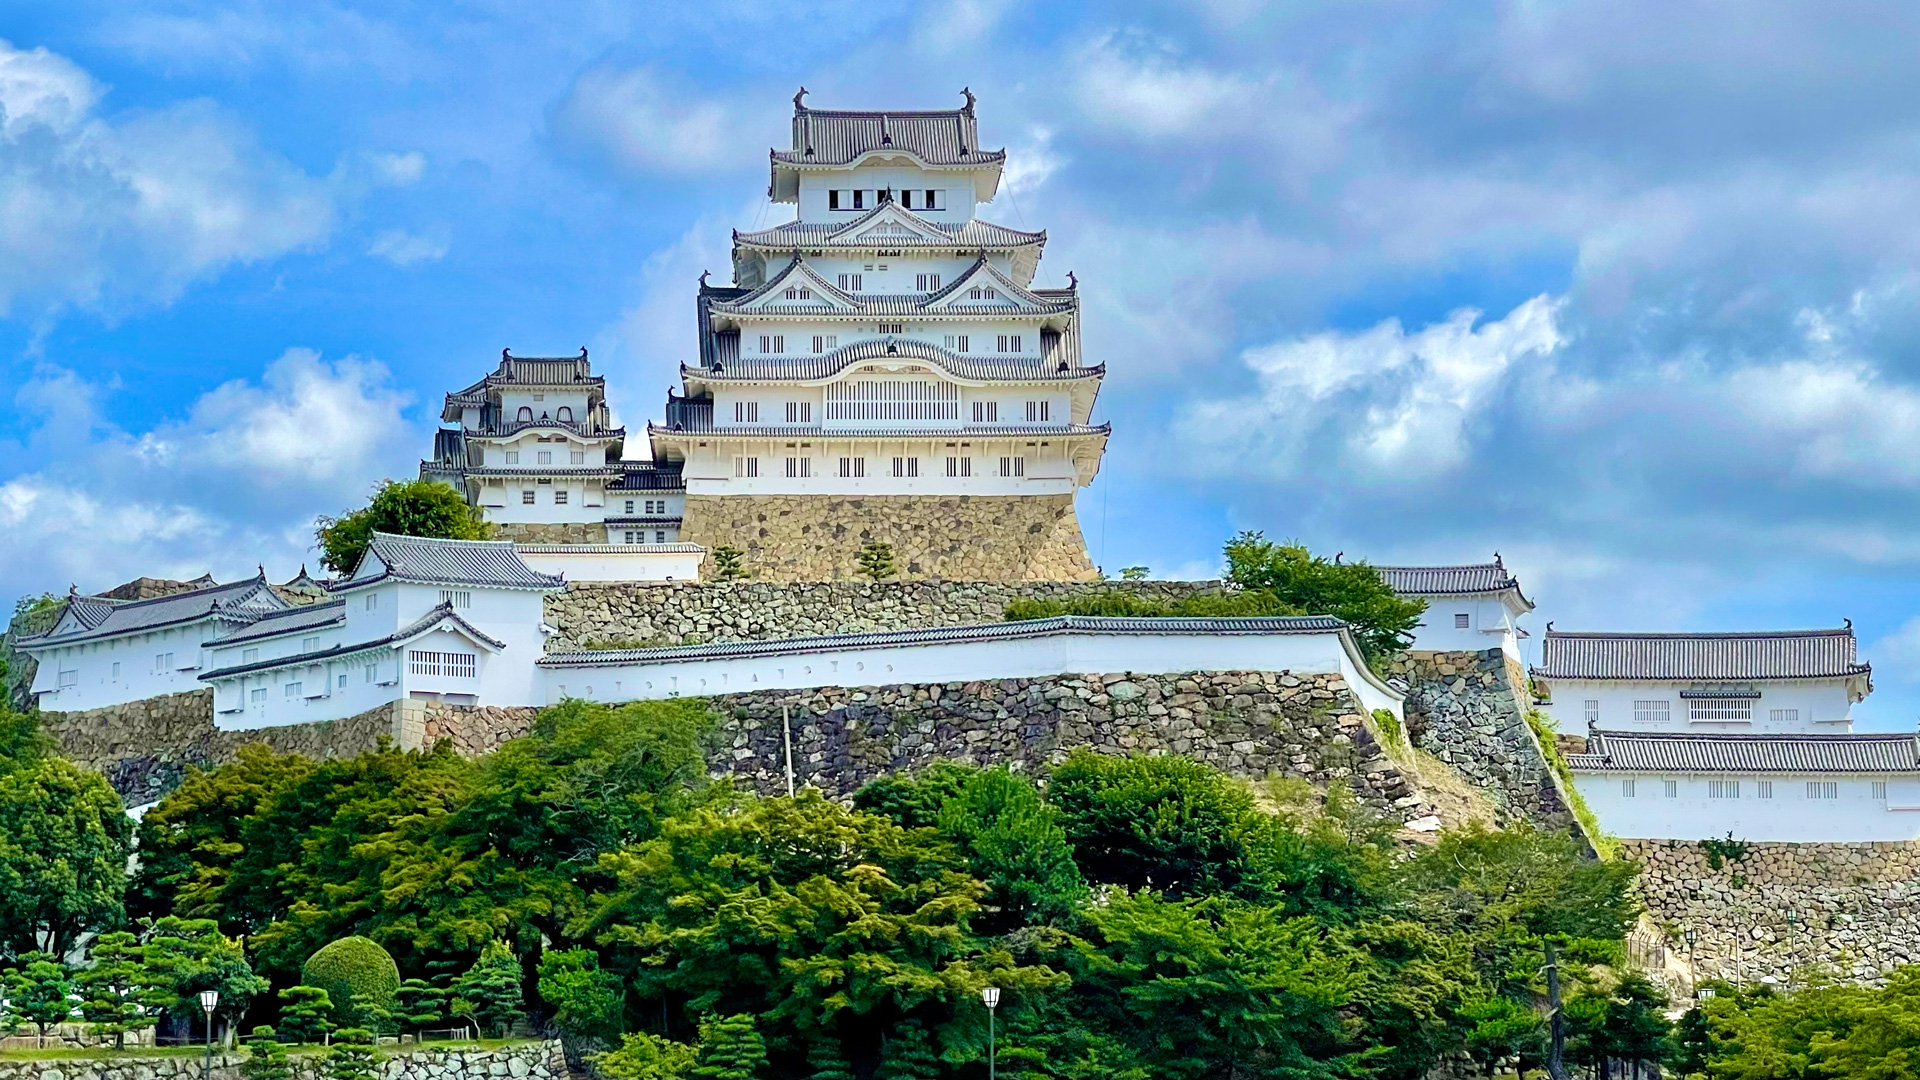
[{"xmin": 302, "ymin": 936, "xmax": 400, "ymax": 1028}]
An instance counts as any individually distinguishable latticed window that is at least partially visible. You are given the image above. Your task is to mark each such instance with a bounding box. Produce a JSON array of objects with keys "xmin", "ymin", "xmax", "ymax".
[
  {"xmin": 1632, "ymin": 700, "xmax": 1671, "ymax": 724},
  {"xmin": 1757, "ymin": 781, "xmax": 1774, "ymax": 799},
  {"xmin": 1806, "ymin": 781, "xmax": 1837, "ymax": 799},
  {"xmin": 839, "ymin": 457, "xmax": 865, "ymax": 478},
  {"xmin": 439, "ymin": 590, "xmax": 471, "ymax": 609},
  {"xmin": 1873, "ymin": 781, "xmax": 1889, "ymax": 800},
  {"xmin": 1689, "ymin": 698, "xmax": 1753, "ymax": 722},
  {"xmin": 1622, "ymin": 779, "xmax": 1636, "ymax": 797},
  {"xmin": 1708, "ymin": 780, "xmax": 1740, "ymax": 799},
  {"xmin": 1770, "ymin": 708, "xmax": 1800, "ymax": 723},
  {"xmin": 999, "ymin": 456, "xmax": 1024, "ymax": 477},
  {"xmin": 409, "ymin": 651, "xmax": 476, "ymax": 678},
  {"xmin": 826, "ymin": 379, "xmax": 959, "ymax": 421},
  {"xmin": 892, "ymin": 456, "xmax": 919, "ymax": 477}
]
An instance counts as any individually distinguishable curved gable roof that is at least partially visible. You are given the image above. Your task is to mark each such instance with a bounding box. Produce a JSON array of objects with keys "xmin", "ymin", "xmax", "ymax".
[{"xmin": 1533, "ymin": 627, "xmax": 1870, "ymax": 682}]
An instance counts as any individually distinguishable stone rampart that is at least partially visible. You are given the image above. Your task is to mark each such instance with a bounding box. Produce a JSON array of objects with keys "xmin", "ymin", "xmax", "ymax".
[
  {"xmin": 0, "ymin": 1041, "xmax": 564, "ymax": 1080},
  {"xmin": 490, "ymin": 522, "xmax": 605, "ymax": 544},
  {"xmin": 1626, "ymin": 838, "xmax": 1920, "ymax": 986},
  {"xmin": 1388, "ymin": 649, "xmax": 1575, "ymax": 830},
  {"xmin": 422, "ymin": 670, "xmax": 1450, "ymax": 825},
  {"xmin": 679, "ymin": 492, "xmax": 1099, "ymax": 581},
  {"xmin": 544, "ymin": 578, "xmax": 1222, "ymax": 649}
]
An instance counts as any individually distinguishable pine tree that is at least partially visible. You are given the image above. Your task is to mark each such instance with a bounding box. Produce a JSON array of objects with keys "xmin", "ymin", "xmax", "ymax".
[
  {"xmin": 277, "ymin": 986, "xmax": 336, "ymax": 1045},
  {"xmin": 242, "ymin": 1027, "xmax": 294, "ymax": 1080},
  {"xmin": 856, "ymin": 540, "xmax": 897, "ymax": 581},
  {"xmin": 7, "ymin": 955, "xmax": 75, "ymax": 1048},
  {"xmin": 805, "ymin": 1036, "xmax": 854, "ymax": 1080},
  {"xmin": 878, "ymin": 1019, "xmax": 941, "ymax": 1080},
  {"xmin": 450, "ymin": 940, "xmax": 523, "ymax": 1038},
  {"xmin": 394, "ymin": 978, "xmax": 447, "ymax": 1035},
  {"xmin": 324, "ymin": 1027, "xmax": 378, "ymax": 1080},
  {"xmin": 693, "ymin": 1014, "xmax": 767, "ymax": 1080},
  {"xmin": 711, "ymin": 546, "xmax": 747, "ymax": 581},
  {"xmin": 78, "ymin": 931, "xmax": 155, "ymax": 1050}
]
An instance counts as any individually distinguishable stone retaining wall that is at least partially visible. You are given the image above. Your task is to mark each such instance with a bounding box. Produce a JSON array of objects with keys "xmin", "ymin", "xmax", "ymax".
[
  {"xmin": 679, "ymin": 492, "xmax": 1100, "ymax": 581},
  {"xmin": 0, "ymin": 1042, "xmax": 564, "ymax": 1080},
  {"xmin": 491, "ymin": 522, "xmax": 605, "ymax": 544},
  {"xmin": 40, "ymin": 691, "xmax": 401, "ymax": 805},
  {"xmin": 543, "ymin": 578, "xmax": 1222, "ymax": 650},
  {"xmin": 423, "ymin": 670, "xmax": 1448, "ymax": 825},
  {"xmin": 1627, "ymin": 838, "xmax": 1920, "ymax": 986},
  {"xmin": 1388, "ymin": 649, "xmax": 1575, "ymax": 830}
]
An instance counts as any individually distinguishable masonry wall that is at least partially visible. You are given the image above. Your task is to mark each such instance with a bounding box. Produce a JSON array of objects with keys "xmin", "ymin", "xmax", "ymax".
[
  {"xmin": 543, "ymin": 578, "xmax": 1220, "ymax": 649},
  {"xmin": 678, "ymin": 493, "xmax": 1100, "ymax": 581},
  {"xmin": 1627, "ymin": 838, "xmax": 1920, "ymax": 986},
  {"xmin": 1389, "ymin": 648, "xmax": 1576, "ymax": 830},
  {"xmin": 491, "ymin": 522, "xmax": 605, "ymax": 544},
  {"xmin": 0, "ymin": 1042, "xmax": 565, "ymax": 1080}
]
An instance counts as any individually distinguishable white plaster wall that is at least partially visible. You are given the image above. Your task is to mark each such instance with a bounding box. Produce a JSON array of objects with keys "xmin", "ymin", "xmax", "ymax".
[
  {"xmin": 1403, "ymin": 594, "xmax": 1524, "ymax": 657},
  {"xmin": 475, "ymin": 479, "xmax": 609, "ymax": 522},
  {"xmin": 1541, "ymin": 678, "xmax": 1856, "ymax": 734},
  {"xmin": 795, "ymin": 168, "xmax": 977, "ymax": 224},
  {"xmin": 479, "ymin": 433, "xmax": 613, "ymax": 468},
  {"xmin": 541, "ymin": 627, "xmax": 1403, "ymax": 719},
  {"xmin": 677, "ymin": 436, "xmax": 1078, "ymax": 496},
  {"xmin": 497, "ymin": 389, "xmax": 592, "ymax": 422},
  {"xmin": 1574, "ymin": 772, "xmax": 1920, "ymax": 841},
  {"xmin": 212, "ymin": 651, "xmax": 399, "ymax": 729},
  {"xmin": 29, "ymin": 617, "xmax": 221, "ymax": 711},
  {"xmin": 514, "ymin": 546, "xmax": 704, "ymax": 582},
  {"xmin": 607, "ymin": 525, "xmax": 683, "ymax": 544},
  {"xmin": 609, "ymin": 492, "xmax": 685, "ymax": 518}
]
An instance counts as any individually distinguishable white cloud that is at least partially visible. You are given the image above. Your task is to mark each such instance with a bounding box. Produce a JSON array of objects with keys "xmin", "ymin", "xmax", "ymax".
[
  {"xmin": 367, "ymin": 228, "xmax": 449, "ymax": 267},
  {"xmin": 999, "ymin": 127, "xmax": 1062, "ymax": 200},
  {"xmin": 1071, "ymin": 33, "xmax": 1254, "ymax": 140},
  {"xmin": 1182, "ymin": 296, "xmax": 1564, "ymax": 479},
  {"xmin": 0, "ymin": 38, "xmax": 335, "ymax": 315},
  {"xmin": 548, "ymin": 65, "xmax": 751, "ymax": 178},
  {"xmin": 367, "ymin": 150, "xmax": 426, "ymax": 186}
]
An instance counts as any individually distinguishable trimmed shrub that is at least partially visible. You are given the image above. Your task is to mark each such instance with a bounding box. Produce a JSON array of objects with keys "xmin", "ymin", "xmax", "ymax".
[{"xmin": 302, "ymin": 936, "xmax": 400, "ymax": 1029}]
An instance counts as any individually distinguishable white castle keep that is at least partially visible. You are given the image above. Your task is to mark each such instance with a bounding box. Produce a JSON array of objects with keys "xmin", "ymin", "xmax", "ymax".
[{"xmin": 425, "ymin": 90, "xmax": 1106, "ymax": 581}]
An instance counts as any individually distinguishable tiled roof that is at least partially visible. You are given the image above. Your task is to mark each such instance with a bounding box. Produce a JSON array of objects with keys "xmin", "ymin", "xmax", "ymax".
[
  {"xmin": 776, "ymin": 99, "xmax": 1001, "ymax": 168},
  {"xmin": 600, "ymin": 516, "xmax": 685, "ymax": 526},
  {"xmin": 457, "ymin": 466, "xmax": 624, "ymax": 479},
  {"xmin": 707, "ymin": 254, "xmax": 1075, "ymax": 318},
  {"xmin": 211, "ymin": 600, "xmax": 347, "ymax": 647},
  {"xmin": 1533, "ymin": 627, "xmax": 1869, "ymax": 682},
  {"xmin": 23, "ymin": 576, "xmax": 285, "ymax": 648},
  {"xmin": 691, "ymin": 337, "xmax": 1101, "ymax": 383},
  {"xmin": 609, "ymin": 463, "xmax": 686, "ymax": 491},
  {"xmin": 516, "ymin": 543, "xmax": 705, "ymax": 554},
  {"xmin": 1376, "ymin": 559, "xmax": 1533, "ymax": 610},
  {"xmin": 441, "ymin": 349, "xmax": 601, "ymax": 417},
  {"xmin": 541, "ymin": 614, "xmax": 1352, "ymax": 667},
  {"xmin": 1568, "ymin": 731, "xmax": 1920, "ymax": 773},
  {"xmin": 201, "ymin": 602, "xmax": 505, "ymax": 682},
  {"xmin": 734, "ymin": 214, "xmax": 1042, "ymax": 250},
  {"xmin": 344, "ymin": 533, "xmax": 565, "ymax": 591}
]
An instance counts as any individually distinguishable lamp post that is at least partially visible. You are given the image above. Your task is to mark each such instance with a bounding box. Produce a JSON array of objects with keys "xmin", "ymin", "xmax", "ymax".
[
  {"xmin": 199, "ymin": 990, "xmax": 220, "ymax": 1080},
  {"xmin": 981, "ymin": 987, "xmax": 1000, "ymax": 1080}
]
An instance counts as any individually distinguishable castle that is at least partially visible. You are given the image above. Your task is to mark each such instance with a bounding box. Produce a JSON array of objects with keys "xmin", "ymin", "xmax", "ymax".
[{"xmin": 424, "ymin": 89, "xmax": 1104, "ymax": 582}]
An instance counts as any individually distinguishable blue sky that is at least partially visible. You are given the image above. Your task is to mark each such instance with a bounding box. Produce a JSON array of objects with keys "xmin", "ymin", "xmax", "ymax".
[{"xmin": 4, "ymin": 2, "xmax": 1920, "ymax": 728}]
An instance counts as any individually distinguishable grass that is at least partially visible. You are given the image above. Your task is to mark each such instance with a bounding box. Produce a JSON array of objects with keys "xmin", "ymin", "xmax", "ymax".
[{"xmin": 1525, "ymin": 708, "xmax": 1619, "ymax": 860}]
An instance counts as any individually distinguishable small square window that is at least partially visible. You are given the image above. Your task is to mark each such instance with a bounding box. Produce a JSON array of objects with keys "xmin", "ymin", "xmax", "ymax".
[
  {"xmin": 554, "ymin": 490, "xmax": 569, "ymax": 505},
  {"xmin": 505, "ymin": 451, "xmax": 519, "ymax": 464},
  {"xmin": 1873, "ymin": 781, "xmax": 1889, "ymax": 800},
  {"xmin": 251, "ymin": 687, "xmax": 266, "ymax": 703},
  {"xmin": 625, "ymin": 500, "xmax": 635, "ymax": 513},
  {"xmin": 1622, "ymin": 779, "xmax": 1636, "ymax": 797},
  {"xmin": 1664, "ymin": 780, "xmax": 1678, "ymax": 798},
  {"xmin": 1453, "ymin": 613, "xmax": 1470, "ymax": 629},
  {"xmin": 522, "ymin": 490, "xmax": 537, "ymax": 505},
  {"xmin": 1583, "ymin": 700, "xmax": 1600, "ymax": 727}
]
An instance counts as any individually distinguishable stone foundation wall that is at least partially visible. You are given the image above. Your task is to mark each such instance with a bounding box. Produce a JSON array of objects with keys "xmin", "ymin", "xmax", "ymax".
[
  {"xmin": 40, "ymin": 691, "xmax": 401, "ymax": 805},
  {"xmin": 1627, "ymin": 839, "xmax": 1920, "ymax": 986},
  {"xmin": 423, "ymin": 670, "xmax": 1449, "ymax": 826},
  {"xmin": 544, "ymin": 578, "xmax": 1222, "ymax": 649},
  {"xmin": 490, "ymin": 521, "xmax": 605, "ymax": 544},
  {"xmin": 1388, "ymin": 649, "xmax": 1575, "ymax": 830},
  {"xmin": 0, "ymin": 1041, "xmax": 565, "ymax": 1080},
  {"xmin": 679, "ymin": 492, "xmax": 1099, "ymax": 581}
]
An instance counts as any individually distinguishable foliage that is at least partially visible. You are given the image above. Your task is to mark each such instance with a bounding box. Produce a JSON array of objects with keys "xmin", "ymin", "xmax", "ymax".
[
  {"xmin": 1702, "ymin": 832, "xmax": 1753, "ymax": 870},
  {"xmin": 314, "ymin": 479, "xmax": 488, "ymax": 576},
  {"xmin": 693, "ymin": 1014, "xmax": 767, "ymax": 1080},
  {"xmin": 1003, "ymin": 590, "xmax": 1295, "ymax": 622},
  {"xmin": 276, "ymin": 986, "xmax": 336, "ymax": 1044},
  {"xmin": 6, "ymin": 955, "xmax": 76, "ymax": 1047},
  {"xmin": 1117, "ymin": 566, "xmax": 1149, "ymax": 581},
  {"xmin": 537, "ymin": 947, "xmax": 624, "ymax": 1043},
  {"xmin": 393, "ymin": 978, "xmax": 448, "ymax": 1034},
  {"xmin": 851, "ymin": 759, "xmax": 980, "ymax": 830},
  {"xmin": 302, "ymin": 936, "xmax": 401, "ymax": 1030},
  {"xmin": 141, "ymin": 917, "xmax": 271, "ymax": 1032},
  {"xmin": 324, "ymin": 1028, "xmax": 378, "ymax": 1080},
  {"xmin": 451, "ymin": 940, "xmax": 524, "ymax": 1038},
  {"xmin": 594, "ymin": 1031, "xmax": 701, "ymax": 1080},
  {"xmin": 709, "ymin": 546, "xmax": 746, "ymax": 582},
  {"xmin": 242, "ymin": 1028, "xmax": 294, "ymax": 1080},
  {"xmin": 1047, "ymin": 750, "xmax": 1257, "ymax": 899},
  {"xmin": 78, "ymin": 931, "xmax": 158, "ymax": 1049},
  {"xmin": 1370, "ymin": 708, "xmax": 1403, "ymax": 750},
  {"xmin": 856, "ymin": 540, "xmax": 897, "ymax": 581},
  {"xmin": 1221, "ymin": 532, "xmax": 1426, "ymax": 662},
  {"xmin": 1686, "ymin": 967, "xmax": 1920, "ymax": 1079},
  {"xmin": 1460, "ymin": 995, "xmax": 1545, "ymax": 1078},
  {"xmin": 0, "ymin": 753, "xmax": 132, "ymax": 959},
  {"xmin": 934, "ymin": 767, "xmax": 1086, "ymax": 934},
  {"xmin": 1522, "ymin": 708, "xmax": 1617, "ymax": 860}
]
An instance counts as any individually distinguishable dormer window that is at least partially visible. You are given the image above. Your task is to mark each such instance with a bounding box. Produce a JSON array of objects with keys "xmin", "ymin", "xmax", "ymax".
[
  {"xmin": 783, "ymin": 286, "xmax": 813, "ymax": 301},
  {"xmin": 969, "ymin": 287, "xmax": 1000, "ymax": 301},
  {"xmin": 557, "ymin": 406, "xmax": 573, "ymax": 423},
  {"xmin": 517, "ymin": 406, "xmax": 533, "ymax": 421}
]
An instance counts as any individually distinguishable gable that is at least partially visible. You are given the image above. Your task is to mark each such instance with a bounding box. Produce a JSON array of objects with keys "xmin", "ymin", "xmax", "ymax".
[
  {"xmin": 922, "ymin": 258, "xmax": 1052, "ymax": 314},
  {"xmin": 832, "ymin": 204, "xmax": 951, "ymax": 246},
  {"xmin": 738, "ymin": 261, "xmax": 857, "ymax": 313}
]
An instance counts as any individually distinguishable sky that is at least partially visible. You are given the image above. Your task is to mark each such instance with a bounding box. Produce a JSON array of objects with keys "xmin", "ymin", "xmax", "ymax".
[{"xmin": 3, "ymin": 1, "xmax": 1919, "ymax": 727}]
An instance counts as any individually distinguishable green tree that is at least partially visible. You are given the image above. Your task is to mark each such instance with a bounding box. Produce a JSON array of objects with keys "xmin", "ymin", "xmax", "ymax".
[
  {"xmin": 242, "ymin": 1027, "xmax": 294, "ymax": 1080},
  {"xmin": 853, "ymin": 760, "xmax": 980, "ymax": 830},
  {"xmin": 1046, "ymin": 750, "xmax": 1256, "ymax": 899},
  {"xmin": 315, "ymin": 479, "xmax": 488, "ymax": 576},
  {"xmin": 451, "ymin": 940, "xmax": 524, "ymax": 1038},
  {"xmin": 595, "ymin": 1032, "xmax": 700, "ymax": 1080},
  {"xmin": 393, "ymin": 978, "xmax": 448, "ymax": 1035},
  {"xmin": 1460, "ymin": 995, "xmax": 1546, "ymax": 1078},
  {"xmin": 276, "ymin": 986, "xmax": 336, "ymax": 1045},
  {"xmin": 78, "ymin": 931, "xmax": 157, "ymax": 1050},
  {"xmin": 1222, "ymin": 532, "xmax": 1427, "ymax": 662},
  {"xmin": 536, "ymin": 948, "xmax": 623, "ymax": 1043},
  {"xmin": 1118, "ymin": 566, "xmax": 1149, "ymax": 581},
  {"xmin": 142, "ymin": 917, "xmax": 270, "ymax": 1040},
  {"xmin": 856, "ymin": 540, "xmax": 897, "ymax": 581},
  {"xmin": 325, "ymin": 1027, "xmax": 378, "ymax": 1080},
  {"xmin": 694, "ymin": 1014, "xmax": 767, "ymax": 1080},
  {"xmin": 710, "ymin": 546, "xmax": 746, "ymax": 581},
  {"xmin": 1578, "ymin": 974, "xmax": 1672, "ymax": 1076},
  {"xmin": 935, "ymin": 767, "xmax": 1085, "ymax": 933},
  {"xmin": 6, "ymin": 954, "xmax": 76, "ymax": 1048},
  {"xmin": 302, "ymin": 936, "xmax": 401, "ymax": 1030},
  {"xmin": 0, "ymin": 754, "xmax": 132, "ymax": 959}
]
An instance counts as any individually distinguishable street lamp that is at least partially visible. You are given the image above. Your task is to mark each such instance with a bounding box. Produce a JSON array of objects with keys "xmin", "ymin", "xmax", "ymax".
[
  {"xmin": 981, "ymin": 987, "xmax": 1001, "ymax": 1080},
  {"xmin": 199, "ymin": 990, "xmax": 220, "ymax": 1080}
]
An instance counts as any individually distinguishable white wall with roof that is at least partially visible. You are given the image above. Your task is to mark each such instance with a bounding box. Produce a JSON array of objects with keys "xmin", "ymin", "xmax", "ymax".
[
  {"xmin": 1402, "ymin": 592, "xmax": 1526, "ymax": 655},
  {"xmin": 1574, "ymin": 771, "xmax": 1920, "ymax": 841},
  {"xmin": 1540, "ymin": 678, "xmax": 1857, "ymax": 734},
  {"xmin": 514, "ymin": 545, "xmax": 704, "ymax": 582}
]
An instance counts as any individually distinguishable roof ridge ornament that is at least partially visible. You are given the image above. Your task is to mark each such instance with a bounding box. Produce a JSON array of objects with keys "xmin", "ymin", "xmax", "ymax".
[
  {"xmin": 793, "ymin": 86, "xmax": 807, "ymax": 111},
  {"xmin": 880, "ymin": 113, "xmax": 892, "ymax": 145},
  {"xmin": 1066, "ymin": 270, "xmax": 1077, "ymax": 289}
]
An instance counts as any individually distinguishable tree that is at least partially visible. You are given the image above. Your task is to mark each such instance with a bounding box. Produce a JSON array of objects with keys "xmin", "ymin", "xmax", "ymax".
[
  {"xmin": 1118, "ymin": 566, "xmax": 1149, "ymax": 581},
  {"xmin": 935, "ymin": 767, "xmax": 1085, "ymax": 933},
  {"xmin": 1461, "ymin": 995, "xmax": 1546, "ymax": 1078},
  {"xmin": 78, "ymin": 931, "xmax": 157, "ymax": 1050},
  {"xmin": 710, "ymin": 546, "xmax": 746, "ymax": 582},
  {"xmin": 1222, "ymin": 532, "xmax": 1427, "ymax": 662},
  {"xmin": 7, "ymin": 954, "xmax": 76, "ymax": 1048},
  {"xmin": 0, "ymin": 754, "xmax": 132, "ymax": 959},
  {"xmin": 242, "ymin": 1027, "xmax": 294, "ymax": 1080},
  {"xmin": 303, "ymin": 936, "xmax": 401, "ymax": 1030},
  {"xmin": 1579, "ymin": 974, "xmax": 1672, "ymax": 1076},
  {"xmin": 393, "ymin": 978, "xmax": 448, "ymax": 1035},
  {"xmin": 315, "ymin": 479, "xmax": 488, "ymax": 576},
  {"xmin": 536, "ymin": 948, "xmax": 624, "ymax": 1043},
  {"xmin": 451, "ymin": 940, "xmax": 524, "ymax": 1038},
  {"xmin": 856, "ymin": 540, "xmax": 897, "ymax": 581},
  {"xmin": 595, "ymin": 1032, "xmax": 700, "ymax": 1080},
  {"xmin": 277, "ymin": 986, "xmax": 336, "ymax": 1045},
  {"xmin": 693, "ymin": 1014, "xmax": 768, "ymax": 1080},
  {"xmin": 325, "ymin": 1027, "xmax": 378, "ymax": 1080},
  {"xmin": 1046, "ymin": 750, "xmax": 1257, "ymax": 899},
  {"xmin": 142, "ymin": 917, "xmax": 270, "ymax": 1041},
  {"xmin": 853, "ymin": 760, "xmax": 980, "ymax": 830}
]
